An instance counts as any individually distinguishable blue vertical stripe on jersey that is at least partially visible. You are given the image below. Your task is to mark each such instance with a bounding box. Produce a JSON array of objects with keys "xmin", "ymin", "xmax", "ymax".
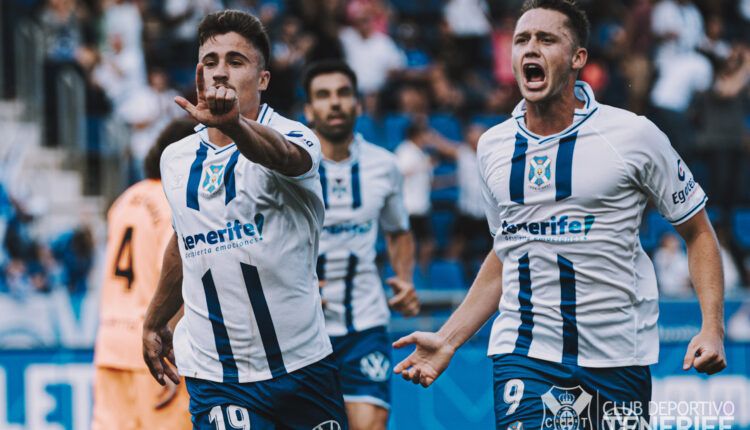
[
  {"xmin": 351, "ymin": 163, "xmax": 362, "ymax": 209},
  {"xmin": 555, "ymin": 132, "xmax": 578, "ymax": 201},
  {"xmin": 319, "ymin": 164, "xmax": 329, "ymax": 209},
  {"xmin": 558, "ymin": 255, "xmax": 579, "ymax": 364},
  {"xmin": 510, "ymin": 133, "xmax": 529, "ymax": 204},
  {"xmin": 187, "ymin": 144, "xmax": 209, "ymax": 210},
  {"xmin": 513, "ymin": 253, "xmax": 534, "ymax": 355},
  {"xmin": 316, "ymin": 254, "xmax": 326, "ymax": 281},
  {"xmin": 223, "ymin": 150, "xmax": 241, "ymax": 204},
  {"xmin": 241, "ymin": 263, "xmax": 288, "ymax": 378},
  {"xmin": 201, "ymin": 270, "xmax": 239, "ymax": 382},
  {"xmin": 344, "ymin": 254, "xmax": 358, "ymax": 333}
]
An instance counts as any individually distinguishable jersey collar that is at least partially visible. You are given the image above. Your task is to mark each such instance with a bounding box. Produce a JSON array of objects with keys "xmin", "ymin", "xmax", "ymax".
[
  {"xmin": 322, "ymin": 133, "xmax": 363, "ymax": 166},
  {"xmin": 194, "ymin": 103, "xmax": 275, "ymax": 152},
  {"xmin": 512, "ymin": 81, "xmax": 599, "ymax": 144}
]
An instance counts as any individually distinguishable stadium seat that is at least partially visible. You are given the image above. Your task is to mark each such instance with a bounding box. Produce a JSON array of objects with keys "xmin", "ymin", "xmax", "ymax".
[
  {"xmin": 639, "ymin": 209, "xmax": 676, "ymax": 253},
  {"xmin": 429, "ymin": 114, "xmax": 462, "ymax": 141},
  {"xmin": 427, "ymin": 260, "xmax": 465, "ymax": 289},
  {"xmin": 431, "ymin": 210, "xmax": 455, "ymax": 250},
  {"xmin": 384, "ymin": 113, "xmax": 411, "ymax": 151},
  {"xmin": 732, "ymin": 208, "xmax": 750, "ymax": 250},
  {"xmin": 470, "ymin": 114, "xmax": 510, "ymax": 129}
]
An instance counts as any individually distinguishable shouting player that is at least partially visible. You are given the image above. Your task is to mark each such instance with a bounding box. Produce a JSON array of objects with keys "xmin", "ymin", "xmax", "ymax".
[
  {"xmin": 93, "ymin": 119, "xmax": 195, "ymax": 430},
  {"xmin": 142, "ymin": 10, "xmax": 347, "ymax": 429},
  {"xmin": 303, "ymin": 60, "xmax": 420, "ymax": 430},
  {"xmin": 393, "ymin": 0, "xmax": 726, "ymax": 428}
]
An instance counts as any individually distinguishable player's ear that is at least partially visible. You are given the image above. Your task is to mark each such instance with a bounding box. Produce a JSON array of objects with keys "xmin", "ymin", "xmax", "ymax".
[
  {"xmin": 258, "ymin": 70, "xmax": 270, "ymax": 91},
  {"xmin": 571, "ymin": 47, "xmax": 587, "ymax": 72}
]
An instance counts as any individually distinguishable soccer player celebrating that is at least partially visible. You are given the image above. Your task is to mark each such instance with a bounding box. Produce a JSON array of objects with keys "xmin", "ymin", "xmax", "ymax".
[
  {"xmin": 303, "ymin": 60, "xmax": 420, "ymax": 430},
  {"xmin": 142, "ymin": 11, "xmax": 346, "ymax": 429},
  {"xmin": 93, "ymin": 119, "xmax": 195, "ymax": 430},
  {"xmin": 393, "ymin": 0, "xmax": 727, "ymax": 427}
]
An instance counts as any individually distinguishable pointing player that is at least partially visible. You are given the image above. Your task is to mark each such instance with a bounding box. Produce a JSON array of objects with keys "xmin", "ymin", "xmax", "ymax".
[
  {"xmin": 93, "ymin": 119, "xmax": 195, "ymax": 430},
  {"xmin": 303, "ymin": 60, "xmax": 420, "ymax": 430},
  {"xmin": 393, "ymin": 0, "xmax": 727, "ymax": 428},
  {"xmin": 141, "ymin": 10, "xmax": 347, "ymax": 429}
]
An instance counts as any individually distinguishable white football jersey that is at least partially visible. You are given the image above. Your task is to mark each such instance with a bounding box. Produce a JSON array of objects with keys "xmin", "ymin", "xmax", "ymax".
[
  {"xmin": 478, "ymin": 82, "xmax": 707, "ymax": 367},
  {"xmin": 160, "ymin": 104, "xmax": 331, "ymax": 383},
  {"xmin": 317, "ymin": 135, "xmax": 409, "ymax": 336}
]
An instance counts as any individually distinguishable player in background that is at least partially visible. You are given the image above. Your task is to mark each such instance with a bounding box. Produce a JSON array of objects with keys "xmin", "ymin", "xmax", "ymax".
[
  {"xmin": 393, "ymin": 0, "xmax": 726, "ymax": 428},
  {"xmin": 303, "ymin": 60, "xmax": 420, "ymax": 430},
  {"xmin": 93, "ymin": 119, "xmax": 196, "ymax": 430},
  {"xmin": 142, "ymin": 10, "xmax": 347, "ymax": 429}
]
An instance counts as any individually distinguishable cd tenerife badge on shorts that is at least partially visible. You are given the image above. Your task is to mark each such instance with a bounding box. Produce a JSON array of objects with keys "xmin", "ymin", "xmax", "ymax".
[{"xmin": 541, "ymin": 386, "xmax": 593, "ymax": 430}]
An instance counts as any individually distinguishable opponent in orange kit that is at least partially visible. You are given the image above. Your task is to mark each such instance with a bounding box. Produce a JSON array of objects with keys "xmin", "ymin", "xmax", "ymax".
[{"xmin": 92, "ymin": 119, "xmax": 196, "ymax": 430}]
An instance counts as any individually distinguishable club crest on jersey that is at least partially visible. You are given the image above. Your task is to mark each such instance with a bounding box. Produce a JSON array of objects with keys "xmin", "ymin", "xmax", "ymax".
[
  {"xmin": 202, "ymin": 163, "xmax": 225, "ymax": 195},
  {"xmin": 541, "ymin": 386, "xmax": 593, "ymax": 430},
  {"xmin": 332, "ymin": 178, "xmax": 348, "ymax": 198},
  {"xmin": 360, "ymin": 351, "xmax": 390, "ymax": 382},
  {"xmin": 528, "ymin": 156, "xmax": 552, "ymax": 190}
]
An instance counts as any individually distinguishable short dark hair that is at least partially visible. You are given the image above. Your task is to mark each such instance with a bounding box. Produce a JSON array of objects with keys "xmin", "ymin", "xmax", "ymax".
[
  {"xmin": 302, "ymin": 60, "xmax": 359, "ymax": 102},
  {"xmin": 519, "ymin": 0, "xmax": 590, "ymax": 49},
  {"xmin": 143, "ymin": 118, "xmax": 198, "ymax": 180},
  {"xmin": 405, "ymin": 118, "xmax": 428, "ymax": 140},
  {"xmin": 198, "ymin": 10, "xmax": 271, "ymax": 69}
]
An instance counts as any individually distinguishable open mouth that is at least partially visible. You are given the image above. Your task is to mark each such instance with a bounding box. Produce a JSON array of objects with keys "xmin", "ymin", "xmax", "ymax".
[{"xmin": 523, "ymin": 63, "xmax": 546, "ymax": 85}]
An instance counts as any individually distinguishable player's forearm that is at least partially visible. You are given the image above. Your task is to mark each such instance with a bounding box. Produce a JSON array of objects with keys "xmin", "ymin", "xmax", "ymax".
[
  {"xmin": 437, "ymin": 250, "xmax": 502, "ymax": 351},
  {"xmin": 386, "ymin": 230, "xmax": 415, "ymax": 282},
  {"xmin": 144, "ymin": 233, "xmax": 184, "ymax": 330},
  {"xmin": 685, "ymin": 230, "xmax": 725, "ymax": 335},
  {"xmin": 220, "ymin": 117, "xmax": 311, "ymax": 176}
]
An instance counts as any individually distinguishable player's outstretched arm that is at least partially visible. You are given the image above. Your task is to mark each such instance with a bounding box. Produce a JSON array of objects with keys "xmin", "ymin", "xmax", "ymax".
[
  {"xmin": 175, "ymin": 63, "xmax": 311, "ymax": 177},
  {"xmin": 675, "ymin": 209, "xmax": 727, "ymax": 375},
  {"xmin": 393, "ymin": 250, "xmax": 502, "ymax": 387},
  {"xmin": 143, "ymin": 233, "xmax": 184, "ymax": 386},
  {"xmin": 385, "ymin": 230, "xmax": 420, "ymax": 316}
]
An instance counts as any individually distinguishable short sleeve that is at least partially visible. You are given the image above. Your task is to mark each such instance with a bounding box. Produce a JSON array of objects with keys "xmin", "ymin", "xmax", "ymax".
[
  {"xmin": 633, "ymin": 119, "xmax": 707, "ymax": 225},
  {"xmin": 273, "ymin": 124, "xmax": 322, "ymax": 182},
  {"xmin": 379, "ymin": 162, "xmax": 410, "ymax": 233},
  {"xmin": 477, "ymin": 140, "xmax": 501, "ymax": 236}
]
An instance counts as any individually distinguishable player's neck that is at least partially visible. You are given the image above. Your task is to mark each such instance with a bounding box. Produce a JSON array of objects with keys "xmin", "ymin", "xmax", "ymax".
[
  {"xmin": 320, "ymin": 134, "xmax": 354, "ymax": 162},
  {"xmin": 523, "ymin": 86, "xmax": 584, "ymax": 137}
]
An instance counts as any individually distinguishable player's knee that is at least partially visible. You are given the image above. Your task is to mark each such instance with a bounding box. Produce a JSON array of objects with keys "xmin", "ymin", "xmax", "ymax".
[{"xmin": 346, "ymin": 403, "xmax": 388, "ymax": 430}]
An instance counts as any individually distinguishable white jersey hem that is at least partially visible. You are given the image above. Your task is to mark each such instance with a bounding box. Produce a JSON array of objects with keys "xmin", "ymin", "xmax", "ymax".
[
  {"xmin": 486, "ymin": 347, "xmax": 658, "ymax": 368},
  {"xmin": 177, "ymin": 345, "xmax": 333, "ymax": 383},
  {"xmin": 326, "ymin": 320, "xmax": 389, "ymax": 338}
]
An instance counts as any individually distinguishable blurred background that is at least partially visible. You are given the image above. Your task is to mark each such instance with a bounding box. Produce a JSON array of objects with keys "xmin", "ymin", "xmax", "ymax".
[{"xmin": 0, "ymin": 0, "xmax": 749, "ymax": 428}]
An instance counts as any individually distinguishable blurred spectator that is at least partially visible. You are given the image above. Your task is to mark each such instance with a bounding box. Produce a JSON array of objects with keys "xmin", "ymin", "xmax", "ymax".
[
  {"xmin": 443, "ymin": 0, "xmax": 492, "ymax": 70},
  {"xmin": 92, "ymin": 33, "xmax": 147, "ymax": 110},
  {"xmin": 692, "ymin": 44, "xmax": 750, "ymax": 208},
  {"xmin": 293, "ymin": 0, "xmax": 345, "ymax": 62},
  {"xmin": 39, "ymin": 0, "xmax": 85, "ymax": 147},
  {"xmin": 265, "ymin": 16, "xmax": 313, "ymax": 113},
  {"xmin": 491, "ymin": 14, "xmax": 516, "ymax": 87},
  {"xmin": 621, "ymin": 0, "xmax": 653, "ymax": 114},
  {"xmin": 715, "ymin": 224, "xmax": 743, "ymax": 296},
  {"xmin": 117, "ymin": 68, "xmax": 184, "ymax": 180},
  {"xmin": 50, "ymin": 226, "xmax": 94, "ymax": 295},
  {"xmin": 395, "ymin": 121, "xmax": 435, "ymax": 272},
  {"xmin": 653, "ymin": 233, "xmax": 692, "ymax": 297},
  {"xmin": 339, "ymin": 2, "xmax": 405, "ymax": 95},
  {"xmin": 649, "ymin": 0, "xmax": 713, "ymax": 153},
  {"xmin": 164, "ymin": 0, "xmax": 223, "ymax": 84},
  {"xmin": 429, "ymin": 123, "xmax": 492, "ymax": 276},
  {"xmin": 346, "ymin": 0, "xmax": 391, "ymax": 34},
  {"xmin": 102, "ymin": 0, "xmax": 143, "ymax": 54}
]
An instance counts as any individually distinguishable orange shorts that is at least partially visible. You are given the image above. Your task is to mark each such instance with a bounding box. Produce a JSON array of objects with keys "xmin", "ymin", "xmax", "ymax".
[{"xmin": 92, "ymin": 366, "xmax": 192, "ymax": 430}]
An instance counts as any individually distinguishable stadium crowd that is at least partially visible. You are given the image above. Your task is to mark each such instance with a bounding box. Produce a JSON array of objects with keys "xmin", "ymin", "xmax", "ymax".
[{"xmin": 1, "ymin": 0, "xmax": 750, "ymax": 303}]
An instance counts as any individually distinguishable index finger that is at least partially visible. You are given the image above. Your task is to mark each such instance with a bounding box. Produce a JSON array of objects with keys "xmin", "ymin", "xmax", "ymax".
[{"xmin": 195, "ymin": 63, "xmax": 206, "ymax": 101}]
